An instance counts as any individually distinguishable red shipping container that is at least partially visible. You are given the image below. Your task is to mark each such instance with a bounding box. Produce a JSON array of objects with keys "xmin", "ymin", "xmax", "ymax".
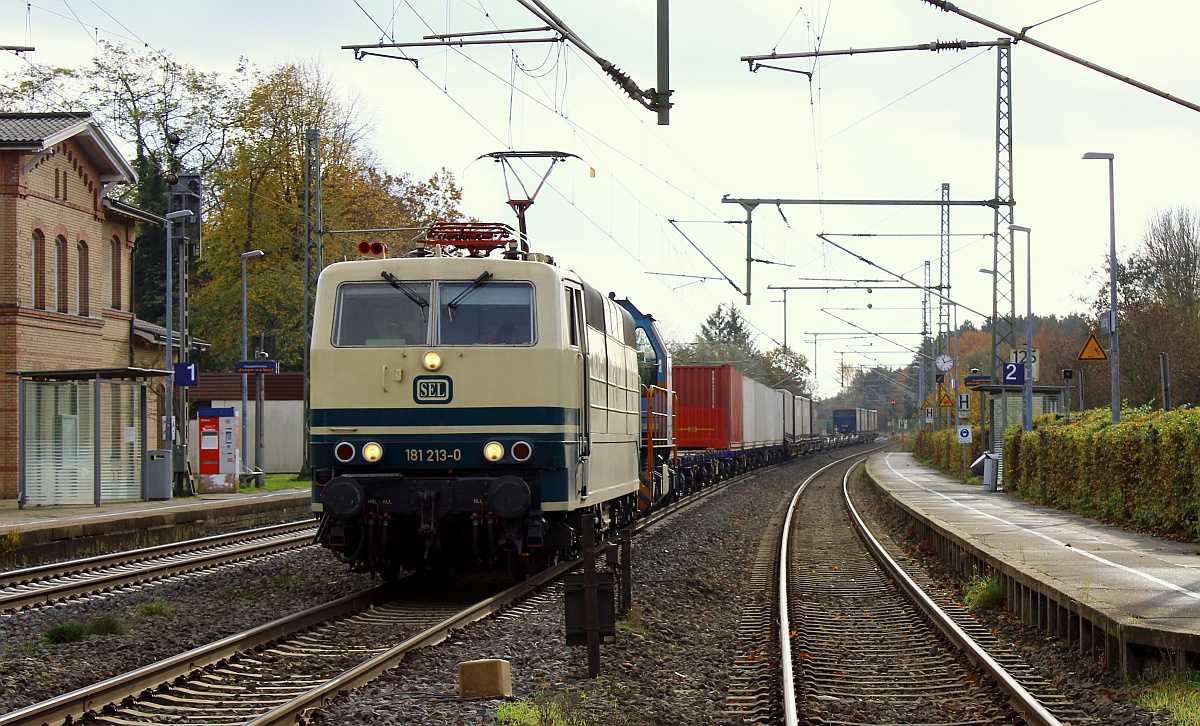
[{"xmin": 674, "ymin": 364, "xmax": 745, "ymax": 450}]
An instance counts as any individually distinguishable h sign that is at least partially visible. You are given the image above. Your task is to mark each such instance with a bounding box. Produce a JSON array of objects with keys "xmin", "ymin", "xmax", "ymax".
[{"xmin": 1002, "ymin": 362, "xmax": 1025, "ymax": 385}]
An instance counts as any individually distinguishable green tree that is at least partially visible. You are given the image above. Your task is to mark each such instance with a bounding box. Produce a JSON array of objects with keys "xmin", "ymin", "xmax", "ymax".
[
  {"xmin": 760, "ymin": 345, "xmax": 810, "ymax": 395},
  {"xmin": 1, "ymin": 41, "xmax": 244, "ymax": 325}
]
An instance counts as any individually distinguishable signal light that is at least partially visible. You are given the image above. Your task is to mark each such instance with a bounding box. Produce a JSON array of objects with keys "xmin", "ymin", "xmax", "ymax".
[
  {"xmin": 334, "ymin": 442, "xmax": 356, "ymax": 463},
  {"xmin": 357, "ymin": 241, "xmax": 387, "ymax": 256},
  {"xmin": 510, "ymin": 441, "xmax": 532, "ymax": 462}
]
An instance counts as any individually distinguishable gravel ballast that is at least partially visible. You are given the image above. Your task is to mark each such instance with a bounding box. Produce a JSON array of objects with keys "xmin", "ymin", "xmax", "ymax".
[{"xmin": 0, "ymin": 449, "xmax": 1182, "ymax": 724}]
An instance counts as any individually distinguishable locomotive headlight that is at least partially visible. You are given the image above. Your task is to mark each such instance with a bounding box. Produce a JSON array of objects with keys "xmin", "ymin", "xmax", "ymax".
[
  {"xmin": 361, "ymin": 442, "xmax": 384, "ymax": 463},
  {"xmin": 422, "ymin": 350, "xmax": 442, "ymax": 371},
  {"xmin": 483, "ymin": 441, "xmax": 505, "ymax": 462}
]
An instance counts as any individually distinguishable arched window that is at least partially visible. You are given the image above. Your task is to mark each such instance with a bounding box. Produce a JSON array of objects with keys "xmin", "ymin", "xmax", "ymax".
[
  {"xmin": 56, "ymin": 235, "xmax": 69, "ymax": 313},
  {"xmin": 110, "ymin": 237, "xmax": 123, "ymax": 309},
  {"xmin": 31, "ymin": 230, "xmax": 46, "ymax": 309},
  {"xmin": 77, "ymin": 241, "xmax": 90, "ymax": 317}
]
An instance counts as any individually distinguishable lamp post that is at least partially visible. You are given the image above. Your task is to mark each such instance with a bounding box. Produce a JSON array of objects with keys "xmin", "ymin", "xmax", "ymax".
[
  {"xmin": 163, "ymin": 210, "xmax": 193, "ymax": 479},
  {"xmin": 240, "ymin": 250, "xmax": 265, "ymax": 480},
  {"xmin": 1009, "ymin": 224, "xmax": 1034, "ymax": 432},
  {"xmin": 1083, "ymin": 152, "xmax": 1119, "ymax": 423}
]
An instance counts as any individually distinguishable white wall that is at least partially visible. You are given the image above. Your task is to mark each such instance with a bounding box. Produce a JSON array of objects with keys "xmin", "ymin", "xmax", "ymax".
[{"xmin": 187, "ymin": 400, "xmax": 304, "ymax": 474}]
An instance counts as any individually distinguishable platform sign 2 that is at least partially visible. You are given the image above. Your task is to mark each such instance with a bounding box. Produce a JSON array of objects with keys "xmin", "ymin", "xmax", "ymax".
[
  {"xmin": 957, "ymin": 425, "xmax": 973, "ymax": 444},
  {"xmin": 1002, "ymin": 362, "xmax": 1025, "ymax": 385}
]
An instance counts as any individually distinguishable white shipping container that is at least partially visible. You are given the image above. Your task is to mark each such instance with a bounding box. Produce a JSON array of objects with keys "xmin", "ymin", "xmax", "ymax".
[
  {"xmin": 741, "ymin": 376, "xmax": 784, "ymax": 448},
  {"xmin": 757, "ymin": 380, "xmax": 783, "ymax": 447},
  {"xmin": 794, "ymin": 395, "xmax": 813, "ymax": 437},
  {"xmin": 781, "ymin": 389, "xmax": 795, "ymax": 442}
]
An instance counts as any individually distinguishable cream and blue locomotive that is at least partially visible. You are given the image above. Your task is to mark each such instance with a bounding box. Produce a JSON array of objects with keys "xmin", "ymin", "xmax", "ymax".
[{"xmin": 309, "ymin": 223, "xmax": 642, "ymax": 578}]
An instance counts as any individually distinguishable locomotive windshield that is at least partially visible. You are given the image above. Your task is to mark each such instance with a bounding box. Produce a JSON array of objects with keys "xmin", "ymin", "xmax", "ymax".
[
  {"xmin": 332, "ymin": 281, "xmax": 431, "ymax": 347},
  {"xmin": 437, "ymin": 281, "xmax": 534, "ymax": 345}
]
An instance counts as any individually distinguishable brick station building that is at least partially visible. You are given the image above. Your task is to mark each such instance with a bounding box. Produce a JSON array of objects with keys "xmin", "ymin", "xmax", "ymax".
[{"xmin": 0, "ymin": 112, "xmax": 166, "ymax": 502}]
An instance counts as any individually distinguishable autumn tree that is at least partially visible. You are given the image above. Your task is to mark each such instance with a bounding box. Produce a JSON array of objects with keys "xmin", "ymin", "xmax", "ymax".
[
  {"xmin": 190, "ymin": 62, "xmax": 463, "ymax": 372},
  {"xmin": 1080, "ymin": 206, "xmax": 1200, "ymax": 408}
]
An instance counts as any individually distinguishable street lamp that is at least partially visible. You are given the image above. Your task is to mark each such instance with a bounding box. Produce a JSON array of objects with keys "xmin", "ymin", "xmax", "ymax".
[
  {"xmin": 1083, "ymin": 151, "xmax": 1119, "ymax": 423},
  {"xmin": 240, "ymin": 250, "xmax": 265, "ymax": 482},
  {"xmin": 1009, "ymin": 224, "xmax": 1034, "ymax": 432},
  {"xmin": 163, "ymin": 209, "xmax": 194, "ymax": 479}
]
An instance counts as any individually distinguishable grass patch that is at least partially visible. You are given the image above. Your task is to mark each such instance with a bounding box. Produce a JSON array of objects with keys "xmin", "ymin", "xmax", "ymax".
[
  {"xmin": 962, "ymin": 572, "xmax": 1005, "ymax": 610},
  {"xmin": 0, "ymin": 530, "xmax": 19, "ymax": 556},
  {"xmin": 268, "ymin": 570, "xmax": 301, "ymax": 588},
  {"xmin": 135, "ymin": 600, "xmax": 175, "ymax": 617},
  {"xmin": 86, "ymin": 614, "xmax": 129, "ymax": 635},
  {"xmin": 4, "ymin": 641, "xmax": 42, "ymax": 655},
  {"xmin": 43, "ymin": 620, "xmax": 88, "ymax": 643},
  {"xmin": 615, "ymin": 606, "xmax": 649, "ymax": 635},
  {"xmin": 44, "ymin": 613, "xmax": 130, "ymax": 642},
  {"xmin": 496, "ymin": 690, "xmax": 593, "ymax": 726},
  {"xmin": 1136, "ymin": 669, "xmax": 1200, "ymax": 725}
]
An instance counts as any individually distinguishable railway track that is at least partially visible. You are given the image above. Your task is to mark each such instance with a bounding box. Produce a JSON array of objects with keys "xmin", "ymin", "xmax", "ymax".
[
  {"xmin": 767, "ymin": 455, "xmax": 1092, "ymax": 725},
  {"xmin": 0, "ymin": 521, "xmax": 316, "ymax": 612},
  {"xmin": 2, "ymin": 447, "xmax": 795, "ymax": 726}
]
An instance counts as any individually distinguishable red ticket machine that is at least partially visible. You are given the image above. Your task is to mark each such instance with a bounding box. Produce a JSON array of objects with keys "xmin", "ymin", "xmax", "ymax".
[{"xmin": 198, "ymin": 407, "xmax": 241, "ymax": 493}]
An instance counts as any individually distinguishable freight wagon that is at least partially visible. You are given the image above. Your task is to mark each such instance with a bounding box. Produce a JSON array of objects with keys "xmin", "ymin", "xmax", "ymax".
[{"xmin": 831, "ymin": 407, "xmax": 879, "ymax": 439}]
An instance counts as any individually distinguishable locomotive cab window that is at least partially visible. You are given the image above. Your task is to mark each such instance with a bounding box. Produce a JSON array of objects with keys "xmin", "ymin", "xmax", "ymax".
[
  {"xmin": 332, "ymin": 281, "xmax": 431, "ymax": 347},
  {"xmin": 634, "ymin": 326, "xmax": 657, "ymax": 388},
  {"xmin": 437, "ymin": 281, "xmax": 534, "ymax": 345}
]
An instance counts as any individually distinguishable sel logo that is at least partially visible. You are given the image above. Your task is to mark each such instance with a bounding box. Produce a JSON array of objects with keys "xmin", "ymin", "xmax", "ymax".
[{"xmin": 413, "ymin": 376, "xmax": 453, "ymax": 404}]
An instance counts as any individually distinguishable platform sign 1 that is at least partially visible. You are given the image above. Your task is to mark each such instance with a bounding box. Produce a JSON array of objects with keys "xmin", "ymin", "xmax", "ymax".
[
  {"xmin": 173, "ymin": 362, "xmax": 198, "ymax": 387},
  {"xmin": 957, "ymin": 393, "xmax": 971, "ymax": 412},
  {"xmin": 957, "ymin": 425, "xmax": 973, "ymax": 444}
]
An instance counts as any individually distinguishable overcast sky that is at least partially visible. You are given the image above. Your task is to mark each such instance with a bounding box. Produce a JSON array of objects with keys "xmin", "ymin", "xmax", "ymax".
[{"xmin": 4, "ymin": 0, "xmax": 1199, "ymax": 396}]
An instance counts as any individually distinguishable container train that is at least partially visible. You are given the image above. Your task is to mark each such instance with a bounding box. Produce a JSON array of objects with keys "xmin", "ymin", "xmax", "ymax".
[
  {"xmin": 831, "ymin": 407, "xmax": 879, "ymax": 435},
  {"xmin": 308, "ymin": 221, "xmax": 869, "ymax": 579}
]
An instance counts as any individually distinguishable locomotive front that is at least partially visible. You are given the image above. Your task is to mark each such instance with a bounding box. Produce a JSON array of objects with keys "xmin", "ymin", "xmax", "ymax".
[{"xmin": 309, "ymin": 224, "xmax": 639, "ymax": 578}]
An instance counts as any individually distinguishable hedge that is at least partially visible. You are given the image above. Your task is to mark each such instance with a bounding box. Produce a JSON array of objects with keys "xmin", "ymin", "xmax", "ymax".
[{"xmin": 1003, "ymin": 405, "xmax": 1200, "ymax": 540}]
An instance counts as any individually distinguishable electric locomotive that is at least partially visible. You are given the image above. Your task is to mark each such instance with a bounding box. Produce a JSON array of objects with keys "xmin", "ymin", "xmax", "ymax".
[{"xmin": 309, "ymin": 223, "xmax": 641, "ymax": 578}]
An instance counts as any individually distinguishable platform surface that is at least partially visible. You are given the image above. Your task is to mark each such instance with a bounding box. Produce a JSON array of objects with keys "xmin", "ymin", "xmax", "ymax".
[{"xmin": 867, "ymin": 451, "xmax": 1200, "ymax": 636}]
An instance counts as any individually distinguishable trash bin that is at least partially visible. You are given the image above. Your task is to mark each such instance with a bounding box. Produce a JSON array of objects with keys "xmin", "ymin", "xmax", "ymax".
[
  {"xmin": 145, "ymin": 450, "xmax": 173, "ymax": 501},
  {"xmin": 982, "ymin": 453, "xmax": 997, "ymax": 492}
]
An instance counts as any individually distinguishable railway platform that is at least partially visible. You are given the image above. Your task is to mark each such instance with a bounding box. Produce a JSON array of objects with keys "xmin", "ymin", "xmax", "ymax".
[
  {"xmin": 865, "ymin": 451, "xmax": 1200, "ymax": 679},
  {"xmin": 0, "ymin": 486, "xmax": 313, "ymax": 570}
]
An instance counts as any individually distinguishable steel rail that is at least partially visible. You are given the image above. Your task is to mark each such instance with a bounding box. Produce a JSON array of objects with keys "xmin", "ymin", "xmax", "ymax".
[
  {"xmin": 841, "ymin": 461, "xmax": 1063, "ymax": 726},
  {"xmin": 1, "ymin": 520, "xmax": 315, "ymax": 586},
  {"xmin": 5, "ymin": 439, "xmax": 874, "ymax": 725},
  {"xmin": 777, "ymin": 445, "xmax": 893, "ymax": 726},
  {"xmin": 252, "ymin": 452, "xmax": 816, "ymax": 725},
  {"xmin": 0, "ymin": 526, "xmax": 315, "ymax": 611},
  {"xmin": 0, "ymin": 586, "xmax": 392, "ymax": 726},
  {"xmin": 245, "ymin": 559, "xmax": 576, "ymax": 725}
]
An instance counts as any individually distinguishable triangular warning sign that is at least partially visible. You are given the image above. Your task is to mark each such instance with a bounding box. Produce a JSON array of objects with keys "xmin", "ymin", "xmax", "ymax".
[
  {"xmin": 1078, "ymin": 332, "xmax": 1108, "ymax": 361},
  {"xmin": 939, "ymin": 392, "xmax": 953, "ymax": 407}
]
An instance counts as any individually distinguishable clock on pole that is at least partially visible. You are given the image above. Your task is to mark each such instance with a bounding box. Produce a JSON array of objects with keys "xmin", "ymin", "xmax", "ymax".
[{"xmin": 935, "ymin": 354, "xmax": 954, "ymax": 372}]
